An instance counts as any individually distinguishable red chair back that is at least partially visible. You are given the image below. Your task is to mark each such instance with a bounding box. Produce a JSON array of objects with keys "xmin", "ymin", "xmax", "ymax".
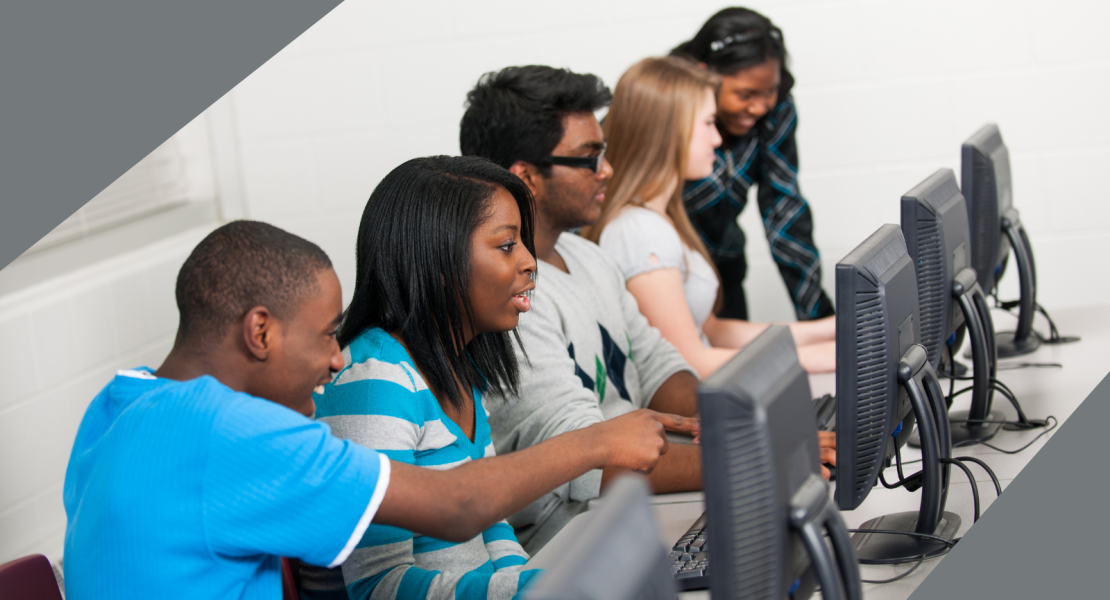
[
  {"xmin": 0, "ymin": 554, "xmax": 64, "ymax": 600},
  {"xmin": 280, "ymin": 557, "xmax": 301, "ymax": 600}
]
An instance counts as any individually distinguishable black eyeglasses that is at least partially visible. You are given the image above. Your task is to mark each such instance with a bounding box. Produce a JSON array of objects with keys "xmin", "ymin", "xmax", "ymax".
[{"xmin": 542, "ymin": 143, "xmax": 606, "ymax": 174}]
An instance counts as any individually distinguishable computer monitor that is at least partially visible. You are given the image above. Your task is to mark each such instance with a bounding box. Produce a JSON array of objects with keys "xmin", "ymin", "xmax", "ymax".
[
  {"xmin": 524, "ymin": 475, "xmax": 677, "ymax": 600},
  {"xmin": 962, "ymin": 124, "xmax": 1040, "ymax": 357},
  {"xmin": 834, "ymin": 224, "xmax": 959, "ymax": 563},
  {"xmin": 901, "ymin": 169, "xmax": 1001, "ymax": 444},
  {"xmin": 699, "ymin": 325, "xmax": 861, "ymax": 600}
]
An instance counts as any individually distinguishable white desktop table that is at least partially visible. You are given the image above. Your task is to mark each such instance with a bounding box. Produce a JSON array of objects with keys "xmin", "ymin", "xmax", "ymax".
[{"xmin": 527, "ymin": 305, "xmax": 1110, "ymax": 599}]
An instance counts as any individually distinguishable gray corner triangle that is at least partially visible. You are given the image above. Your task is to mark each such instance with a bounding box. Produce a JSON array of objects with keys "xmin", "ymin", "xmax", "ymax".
[
  {"xmin": 0, "ymin": 0, "xmax": 343, "ymax": 272},
  {"xmin": 909, "ymin": 369, "xmax": 1110, "ymax": 599}
]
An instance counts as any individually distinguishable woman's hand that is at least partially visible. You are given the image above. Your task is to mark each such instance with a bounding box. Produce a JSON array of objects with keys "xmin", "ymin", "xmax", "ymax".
[{"xmin": 588, "ymin": 409, "xmax": 700, "ymax": 473}]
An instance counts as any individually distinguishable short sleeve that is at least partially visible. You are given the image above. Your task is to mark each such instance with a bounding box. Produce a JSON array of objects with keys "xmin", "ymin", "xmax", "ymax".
[
  {"xmin": 202, "ymin": 386, "xmax": 389, "ymax": 568},
  {"xmin": 598, "ymin": 208, "xmax": 687, "ymax": 281}
]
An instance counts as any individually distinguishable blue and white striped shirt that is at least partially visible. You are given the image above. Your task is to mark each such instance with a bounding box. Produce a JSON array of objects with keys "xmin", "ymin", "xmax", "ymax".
[{"xmin": 300, "ymin": 327, "xmax": 540, "ymax": 600}]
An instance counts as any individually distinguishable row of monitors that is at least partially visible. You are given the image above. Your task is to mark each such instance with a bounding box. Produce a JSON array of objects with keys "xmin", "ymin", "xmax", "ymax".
[{"xmin": 526, "ymin": 123, "xmax": 1028, "ymax": 599}]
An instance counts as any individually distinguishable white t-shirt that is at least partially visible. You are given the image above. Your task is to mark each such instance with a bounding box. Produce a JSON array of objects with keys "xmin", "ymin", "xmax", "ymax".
[{"xmin": 599, "ymin": 207, "xmax": 719, "ymax": 341}]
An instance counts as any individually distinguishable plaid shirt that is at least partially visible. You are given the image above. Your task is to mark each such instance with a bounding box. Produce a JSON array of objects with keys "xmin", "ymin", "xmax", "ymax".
[{"xmin": 682, "ymin": 96, "xmax": 834, "ymax": 320}]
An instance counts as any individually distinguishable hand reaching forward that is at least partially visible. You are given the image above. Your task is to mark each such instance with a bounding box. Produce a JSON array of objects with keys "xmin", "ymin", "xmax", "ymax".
[{"xmin": 587, "ymin": 409, "xmax": 700, "ymax": 474}]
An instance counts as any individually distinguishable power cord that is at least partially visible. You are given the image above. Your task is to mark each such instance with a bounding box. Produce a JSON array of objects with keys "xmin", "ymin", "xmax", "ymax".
[
  {"xmin": 996, "ymin": 362, "xmax": 1062, "ymax": 371},
  {"xmin": 939, "ymin": 458, "xmax": 981, "ymax": 522},
  {"xmin": 943, "ymin": 375, "xmax": 1056, "ymax": 448},
  {"xmin": 859, "ymin": 556, "xmax": 926, "ymax": 584},
  {"xmin": 951, "ymin": 416, "xmax": 1057, "ymax": 453},
  {"xmin": 992, "ymin": 294, "xmax": 1080, "ymax": 346}
]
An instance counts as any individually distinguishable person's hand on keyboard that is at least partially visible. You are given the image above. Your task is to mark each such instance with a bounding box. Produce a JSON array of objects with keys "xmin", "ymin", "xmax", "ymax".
[{"xmin": 819, "ymin": 431, "xmax": 836, "ymax": 479}]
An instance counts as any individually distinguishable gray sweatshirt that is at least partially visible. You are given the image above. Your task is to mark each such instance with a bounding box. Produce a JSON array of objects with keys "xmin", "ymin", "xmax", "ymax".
[{"xmin": 487, "ymin": 233, "xmax": 695, "ymax": 553}]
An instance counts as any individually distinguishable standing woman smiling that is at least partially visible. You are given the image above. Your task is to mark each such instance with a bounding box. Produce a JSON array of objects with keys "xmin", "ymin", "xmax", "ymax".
[
  {"xmin": 675, "ymin": 7, "xmax": 835, "ymax": 323},
  {"xmin": 584, "ymin": 57, "xmax": 835, "ymax": 378}
]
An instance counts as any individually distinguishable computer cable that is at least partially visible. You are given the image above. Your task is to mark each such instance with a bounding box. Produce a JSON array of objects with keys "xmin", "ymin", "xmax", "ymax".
[
  {"xmin": 892, "ymin": 454, "xmax": 1001, "ymax": 490},
  {"xmin": 996, "ymin": 361, "xmax": 1062, "ymax": 371},
  {"xmin": 858, "ymin": 554, "xmax": 926, "ymax": 584},
  {"xmin": 991, "ymin": 293, "xmax": 1080, "ymax": 346},
  {"xmin": 1032, "ymin": 303, "xmax": 1080, "ymax": 345},
  {"xmin": 939, "ymin": 458, "xmax": 981, "ymax": 522},
  {"xmin": 953, "ymin": 456, "xmax": 1002, "ymax": 497},
  {"xmin": 877, "ymin": 442, "xmax": 916, "ymax": 490},
  {"xmin": 881, "ymin": 442, "xmax": 998, "ymax": 524},
  {"xmin": 952, "ymin": 416, "xmax": 1057, "ymax": 454},
  {"xmin": 945, "ymin": 375, "xmax": 1053, "ymax": 434}
]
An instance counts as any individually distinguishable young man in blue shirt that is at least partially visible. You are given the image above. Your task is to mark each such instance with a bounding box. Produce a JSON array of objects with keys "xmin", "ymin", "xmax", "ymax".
[{"xmin": 62, "ymin": 220, "xmax": 693, "ymax": 599}]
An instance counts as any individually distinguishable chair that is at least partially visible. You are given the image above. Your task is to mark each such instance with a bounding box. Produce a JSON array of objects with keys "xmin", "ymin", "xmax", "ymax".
[
  {"xmin": 0, "ymin": 554, "xmax": 64, "ymax": 600},
  {"xmin": 281, "ymin": 557, "xmax": 301, "ymax": 600}
]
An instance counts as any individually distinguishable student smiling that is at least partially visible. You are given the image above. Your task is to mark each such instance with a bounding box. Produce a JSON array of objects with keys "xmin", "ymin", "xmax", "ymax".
[
  {"xmin": 674, "ymin": 7, "xmax": 836, "ymax": 323},
  {"xmin": 62, "ymin": 218, "xmax": 685, "ymax": 600},
  {"xmin": 584, "ymin": 57, "xmax": 836, "ymax": 378},
  {"xmin": 298, "ymin": 156, "xmax": 697, "ymax": 600}
]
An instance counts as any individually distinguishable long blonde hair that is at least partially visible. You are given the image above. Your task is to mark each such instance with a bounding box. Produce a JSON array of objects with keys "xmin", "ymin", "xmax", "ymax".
[{"xmin": 583, "ymin": 56, "xmax": 718, "ymax": 275}]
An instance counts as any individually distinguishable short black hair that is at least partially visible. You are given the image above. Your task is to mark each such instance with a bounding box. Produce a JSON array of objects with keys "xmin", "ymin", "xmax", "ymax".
[
  {"xmin": 175, "ymin": 220, "xmax": 333, "ymax": 347},
  {"xmin": 460, "ymin": 65, "xmax": 612, "ymax": 174},
  {"xmin": 339, "ymin": 155, "xmax": 536, "ymax": 411},
  {"xmin": 672, "ymin": 7, "xmax": 795, "ymax": 100}
]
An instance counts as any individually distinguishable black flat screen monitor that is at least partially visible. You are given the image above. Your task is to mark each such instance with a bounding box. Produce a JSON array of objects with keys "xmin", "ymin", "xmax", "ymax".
[
  {"xmin": 902, "ymin": 169, "xmax": 1000, "ymax": 444},
  {"xmin": 962, "ymin": 124, "xmax": 1040, "ymax": 356},
  {"xmin": 961, "ymin": 124, "xmax": 1013, "ymax": 297},
  {"xmin": 901, "ymin": 169, "xmax": 970, "ymax": 372},
  {"xmin": 834, "ymin": 224, "xmax": 959, "ymax": 562},
  {"xmin": 834, "ymin": 224, "xmax": 920, "ymax": 512},
  {"xmin": 524, "ymin": 475, "xmax": 677, "ymax": 600},
  {"xmin": 700, "ymin": 325, "xmax": 860, "ymax": 600}
]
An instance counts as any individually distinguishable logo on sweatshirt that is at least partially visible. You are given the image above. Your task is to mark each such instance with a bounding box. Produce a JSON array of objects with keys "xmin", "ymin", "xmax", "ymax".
[{"xmin": 567, "ymin": 324, "xmax": 633, "ymax": 403}]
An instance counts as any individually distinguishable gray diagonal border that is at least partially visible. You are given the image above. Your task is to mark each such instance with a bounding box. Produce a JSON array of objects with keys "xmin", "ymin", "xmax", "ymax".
[
  {"xmin": 910, "ymin": 370, "xmax": 1110, "ymax": 598},
  {"xmin": 0, "ymin": 0, "xmax": 343, "ymax": 272}
]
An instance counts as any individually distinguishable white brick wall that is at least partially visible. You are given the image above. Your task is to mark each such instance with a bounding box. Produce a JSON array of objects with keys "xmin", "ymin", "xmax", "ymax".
[
  {"xmin": 0, "ymin": 227, "xmax": 213, "ymax": 563},
  {"xmin": 3, "ymin": 0, "xmax": 1109, "ymax": 564}
]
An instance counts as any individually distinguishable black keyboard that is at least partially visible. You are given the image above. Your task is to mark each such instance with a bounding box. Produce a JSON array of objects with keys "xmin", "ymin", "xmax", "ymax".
[
  {"xmin": 815, "ymin": 393, "xmax": 836, "ymax": 432},
  {"xmin": 669, "ymin": 513, "xmax": 710, "ymax": 591}
]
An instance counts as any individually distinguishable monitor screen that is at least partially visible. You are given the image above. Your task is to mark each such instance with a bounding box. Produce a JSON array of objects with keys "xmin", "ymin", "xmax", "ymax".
[
  {"xmin": 961, "ymin": 123, "xmax": 1013, "ymax": 295},
  {"xmin": 523, "ymin": 476, "xmax": 677, "ymax": 600},
  {"xmin": 834, "ymin": 224, "xmax": 922, "ymax": 511},
  {"xmin": 901, "ymin": 169, "xmax": 972, "ymax": 371},
  {"xmin": 698, "ymin": 325, "xmax": 823, "ymax": 600}
]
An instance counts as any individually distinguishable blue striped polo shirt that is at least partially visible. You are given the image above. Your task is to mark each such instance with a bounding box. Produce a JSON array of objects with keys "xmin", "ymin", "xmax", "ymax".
[{"xmin": 301, "ymin": 327, "xmax": 540, "ymax": 600}]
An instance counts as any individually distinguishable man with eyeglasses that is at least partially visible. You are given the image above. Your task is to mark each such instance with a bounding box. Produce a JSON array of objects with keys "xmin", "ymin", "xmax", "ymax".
[{"xmin": 460, "ymin": 65, "xmax": 705, "ymax": 553}]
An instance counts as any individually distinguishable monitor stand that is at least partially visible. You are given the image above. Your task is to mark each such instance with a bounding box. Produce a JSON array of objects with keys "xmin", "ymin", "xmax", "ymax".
[
  {"xmin": 791, "ymin": 475, "xmax": 862, "ymax": 600},
  {"xmin": 949, "ymin": 270, "xmax": 1002, "ymax": 444},
  {"xmin": 995, "ymin": 209, "xmax": 1040, "ymax": 358},
  {"xmin": 947, "ymin": 410, "xmax": 1002, "ymax": 446},
  {"xmin": 852, "ymin": 511, "xmax": 960, "ymax": 562},
  {"xmin": 853, "ymin": 347, "xmax": 961, "ymax": 564},
  {"xmin": 939, "ymin": 358, "xmax": 968, "ymax": 378},
  {"xmin": 913, "ymin": 269, "xmax": 1002, "ymax": 447}
]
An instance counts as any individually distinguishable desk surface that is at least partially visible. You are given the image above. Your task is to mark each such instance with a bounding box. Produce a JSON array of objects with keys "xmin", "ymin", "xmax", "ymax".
[{"xmin": 527, "ymin": 305, "xmax": 1109, "ymax": 600}]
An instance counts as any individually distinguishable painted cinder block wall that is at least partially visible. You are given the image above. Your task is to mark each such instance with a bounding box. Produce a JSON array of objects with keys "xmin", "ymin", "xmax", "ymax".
[{"xmin": 2, "ymin": 0, "xmax": 1107, "ymax": 563}]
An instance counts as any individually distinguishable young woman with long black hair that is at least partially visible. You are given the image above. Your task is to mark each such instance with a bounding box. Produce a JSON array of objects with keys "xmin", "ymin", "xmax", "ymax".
[{"xmin": 298, "ymin": 156, "xmax": 697, "ymax": 600}]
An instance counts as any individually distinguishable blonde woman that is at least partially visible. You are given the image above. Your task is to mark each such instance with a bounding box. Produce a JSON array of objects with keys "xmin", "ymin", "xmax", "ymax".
[{"xmin": 583, "ymin": 57, "xmax": 834, "ymax": 377}]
